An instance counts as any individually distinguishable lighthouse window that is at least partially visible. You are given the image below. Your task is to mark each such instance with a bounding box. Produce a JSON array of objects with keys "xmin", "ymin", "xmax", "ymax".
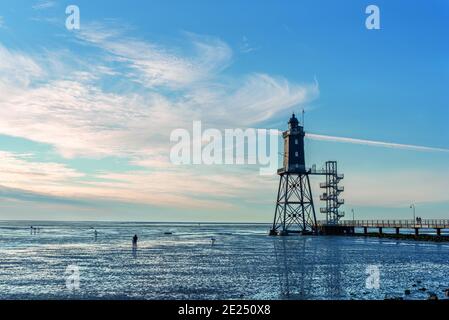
[
  {"xmin": 295, "ymin": 152, "xmax": 299, "ymax": 157},
  {"xmin": 295, "ymin": 139, "xmax": 298, "ymax": 145}
]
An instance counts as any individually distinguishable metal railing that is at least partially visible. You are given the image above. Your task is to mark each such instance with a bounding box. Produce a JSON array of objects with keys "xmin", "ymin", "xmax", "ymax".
[{"xmin": 317, "ymin": 219, "xmax": 449, "ymax": 229}]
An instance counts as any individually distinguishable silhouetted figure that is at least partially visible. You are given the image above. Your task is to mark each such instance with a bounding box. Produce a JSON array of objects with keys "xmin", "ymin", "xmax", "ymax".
[
  {"xmin": 132, "ymin": 234, "xmax": 138, "ymax": 247},
  {"xmin": 94, "ymin": 229, "xmax": 98, "ymax": 240},
  {"xmin": 211, "ymin": 237, "xmax": 216, "ymax": 246},
  {"xmin": 30, "ymin": 226, "xmax": 33, "ymax": 235}
]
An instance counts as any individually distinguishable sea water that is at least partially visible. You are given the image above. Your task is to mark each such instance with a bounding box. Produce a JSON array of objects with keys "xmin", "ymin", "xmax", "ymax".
[{"xmin": 0, "ymin": 221, "xmax": 448, "ymax": 300}]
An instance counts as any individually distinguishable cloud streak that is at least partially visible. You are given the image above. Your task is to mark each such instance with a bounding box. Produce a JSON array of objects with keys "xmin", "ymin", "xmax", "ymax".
[
  {"xmin": 306, "ymin": 133, "xmax": 449, "ymax": 153},
  {"xmin": 32, "ymin": 1, "xmax": 56, "ymax": 10}
]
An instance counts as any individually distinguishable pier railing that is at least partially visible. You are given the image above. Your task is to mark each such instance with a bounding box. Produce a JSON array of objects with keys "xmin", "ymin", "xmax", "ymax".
[{"xmin": 320, "ymin": 220, "xmax": 449, "ymax": 229}]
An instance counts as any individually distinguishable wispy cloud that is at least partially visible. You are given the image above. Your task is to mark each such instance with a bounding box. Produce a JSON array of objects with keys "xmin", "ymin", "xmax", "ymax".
[
  {"xmin": 0, "ymin": 151, "xmax": 83, "ymax": 184},
  {"xmin": 0, "ymin": 16, "xmax": 5, "ymax": 28},
  {"xmin": 77, "ymin": 24, "xmax": 233, "ymax": 89},
  {"xmin": 0, "ymin": 25, "xmax": 316, "ymax": 159},
  {"xmin": 0, "ymin": 185, "xmax": 91, "ymax": 206},
  {"xmin": 306, "ymin": 133, "xmax": 449, "ymax": 153},
  {"xmin": 32, "ymin": 0, "xmax": 56, "ymax": 10},
  {"xmin": 0, "ymin": 150, "xmax": 273, "ymax": 210},
  {"xmin": 0, "ymin": 44, "xmax": 44, "ymax": 87},
  {"xmin": 240, "ymin": 36, "xmax": 258, "ymax": 53}
]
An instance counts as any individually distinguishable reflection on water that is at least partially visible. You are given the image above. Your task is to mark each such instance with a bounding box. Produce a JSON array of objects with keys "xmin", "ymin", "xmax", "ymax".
[
  {"xmin": 274, "ymin": 237, "xmax": 343, "ymax": 299},
  {"xmin": 275, "ymin": 238, "xmax": 312, "ymax": 298},
  {"xmin": 324, "ymin": 238, "xmax": 343, "ymax": 299}
]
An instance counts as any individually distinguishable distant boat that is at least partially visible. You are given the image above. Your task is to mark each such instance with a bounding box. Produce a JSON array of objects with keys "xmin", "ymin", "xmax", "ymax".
[{"xmin": 164, "ymin": 232, "xmax": 173, "ymax": 235}]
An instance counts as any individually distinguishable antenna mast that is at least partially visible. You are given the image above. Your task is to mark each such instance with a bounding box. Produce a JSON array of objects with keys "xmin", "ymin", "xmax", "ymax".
[{"xmin": 302, "ymin": 109, "xmax": 305, "ymax": 128}]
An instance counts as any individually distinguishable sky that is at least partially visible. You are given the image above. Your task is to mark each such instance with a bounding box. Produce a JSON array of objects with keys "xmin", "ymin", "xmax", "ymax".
[{"xmin": 0, "ymin": 0, "xmax": 447, "ymax": 222}]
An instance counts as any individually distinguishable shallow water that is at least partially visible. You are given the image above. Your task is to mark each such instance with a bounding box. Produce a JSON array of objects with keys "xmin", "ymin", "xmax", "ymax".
[{"xmin": 0, "ymin": 221, "xmax": 448, "ymax": 300}]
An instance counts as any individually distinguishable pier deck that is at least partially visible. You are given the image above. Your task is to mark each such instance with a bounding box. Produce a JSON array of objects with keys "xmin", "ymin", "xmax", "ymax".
[
  {"xmin": 336, "ymin": 219, "xmax": 449, "ymax": 229},
  {"xmin": 318, "ymin": 220, "xmax": 449, "ymax": 237}
]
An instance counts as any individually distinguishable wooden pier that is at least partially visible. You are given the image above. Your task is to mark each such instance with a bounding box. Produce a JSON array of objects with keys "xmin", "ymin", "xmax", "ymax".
[{"xmin": 317, "ymin": 220, "xmax": 449, "ymax": 240}]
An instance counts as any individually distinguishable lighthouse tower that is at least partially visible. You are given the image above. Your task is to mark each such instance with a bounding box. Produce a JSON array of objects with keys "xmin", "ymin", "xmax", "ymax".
[{"xmin": 269, "ymin": 113, "xmax": 317, "ymax": 236}]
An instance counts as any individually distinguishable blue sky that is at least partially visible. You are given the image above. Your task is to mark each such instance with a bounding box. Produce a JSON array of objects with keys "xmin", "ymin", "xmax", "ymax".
[{"xmin": 0, "ymin": 0, "xmax": 448, "ymax": 221}]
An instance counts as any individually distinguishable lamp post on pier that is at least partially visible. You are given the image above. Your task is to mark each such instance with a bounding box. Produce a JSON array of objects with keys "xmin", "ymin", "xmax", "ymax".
[{"xmin": 410, "ymin": 204, "xmax": 415, "ymax": 225}]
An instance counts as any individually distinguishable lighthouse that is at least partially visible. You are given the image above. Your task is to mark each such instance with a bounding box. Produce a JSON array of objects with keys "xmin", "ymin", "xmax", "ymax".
[
  {"xmin": 282, "ymin": 113, "xmax": 306, "ymax": 173},
  {"xmin": 269, "ymin": 113, "xmax": 318, "ymax": 236}
]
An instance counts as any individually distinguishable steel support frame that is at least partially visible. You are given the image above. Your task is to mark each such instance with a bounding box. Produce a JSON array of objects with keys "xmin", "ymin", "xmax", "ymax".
[{"xmin": 271, "ymin": 173, "xmax": 317, "ymax": 235}]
